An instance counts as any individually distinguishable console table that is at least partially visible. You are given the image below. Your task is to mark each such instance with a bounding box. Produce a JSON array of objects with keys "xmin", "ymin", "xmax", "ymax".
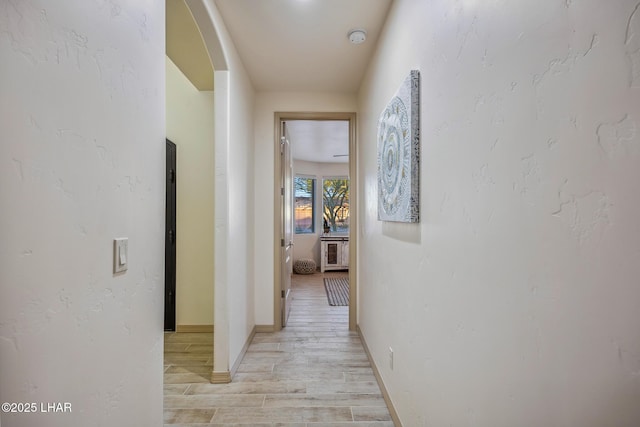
[{"xmin": 320, "ymin": 236, "xmax": 349, "ymax": 272}]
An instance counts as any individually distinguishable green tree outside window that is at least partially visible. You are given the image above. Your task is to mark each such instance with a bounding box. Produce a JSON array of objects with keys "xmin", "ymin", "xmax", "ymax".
[{"xmin": 323, "ymin": 178, "xmax": 349, "ymax": 233}]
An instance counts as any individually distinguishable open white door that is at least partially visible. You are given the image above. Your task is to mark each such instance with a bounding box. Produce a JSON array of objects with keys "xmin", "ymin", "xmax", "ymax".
[{"xmin": 280, "ymin": 121, "xmax": 293, "ymax": 326}]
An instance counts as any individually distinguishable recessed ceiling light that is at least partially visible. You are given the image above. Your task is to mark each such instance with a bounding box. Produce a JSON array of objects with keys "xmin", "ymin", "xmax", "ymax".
[{"xmin": 348, "ymin": 29, "xmax": 367, "ymax": 44}]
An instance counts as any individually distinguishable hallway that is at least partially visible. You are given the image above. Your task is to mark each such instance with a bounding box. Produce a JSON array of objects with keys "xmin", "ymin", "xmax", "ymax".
[{"xmin": 164, "ymin": 271, "xmax": 394, "ymax": 426}]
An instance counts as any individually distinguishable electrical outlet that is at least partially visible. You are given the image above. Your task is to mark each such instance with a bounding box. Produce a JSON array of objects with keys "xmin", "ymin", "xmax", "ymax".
[{"xmin": 389, "ymin": 347, "xmax": 394, "ymax": 370}]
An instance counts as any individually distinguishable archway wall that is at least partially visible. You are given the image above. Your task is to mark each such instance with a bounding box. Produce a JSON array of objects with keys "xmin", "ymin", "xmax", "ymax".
[{"xmin": 185, "ymin": 0, "xmax": 256, "ymax": 376}]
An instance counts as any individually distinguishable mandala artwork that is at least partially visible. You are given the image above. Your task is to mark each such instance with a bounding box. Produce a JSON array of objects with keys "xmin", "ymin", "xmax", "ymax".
[{"xmin": 377, "ymin": 70, "xmax": 420, "ymax": 222}]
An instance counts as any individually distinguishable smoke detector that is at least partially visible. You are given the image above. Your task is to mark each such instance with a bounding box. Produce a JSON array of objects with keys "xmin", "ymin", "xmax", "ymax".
[{"xmin": 348, "ymin": 29, "xmax": 367, "ymax": 44}]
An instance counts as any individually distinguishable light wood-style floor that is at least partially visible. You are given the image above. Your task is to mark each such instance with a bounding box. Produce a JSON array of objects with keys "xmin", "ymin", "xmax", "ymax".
[{"xmin": 164, "ymin": 270, "xmax": 394, "ymax": 426}]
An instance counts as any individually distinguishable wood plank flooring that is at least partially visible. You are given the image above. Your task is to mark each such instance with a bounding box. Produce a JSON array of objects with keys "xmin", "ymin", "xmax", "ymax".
[{"xmin": 164, "ymin": 270, "xmax": 394, "ymax": 426}]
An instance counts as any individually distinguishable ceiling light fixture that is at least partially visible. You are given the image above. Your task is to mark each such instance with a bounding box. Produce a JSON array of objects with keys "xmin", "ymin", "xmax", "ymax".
[{"xmin": 348, "ymin": 29, "xmax": 367, "ymax": 44}]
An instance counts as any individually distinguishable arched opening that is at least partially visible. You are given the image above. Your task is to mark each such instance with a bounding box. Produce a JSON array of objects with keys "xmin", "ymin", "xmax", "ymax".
[{"xmin": 164, "ymin": 4, "xmax": 232, "ymax": 420}]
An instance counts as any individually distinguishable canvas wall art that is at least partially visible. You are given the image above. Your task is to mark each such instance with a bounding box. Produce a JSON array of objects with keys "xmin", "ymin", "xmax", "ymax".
[{"xmin": 377, "ymin": 70, "xmax": 420, "ymax": 223}]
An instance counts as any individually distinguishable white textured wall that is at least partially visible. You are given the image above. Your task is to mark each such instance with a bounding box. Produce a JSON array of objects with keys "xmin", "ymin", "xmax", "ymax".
[
  {"xmin": 0, "ymin": 1, "xmax": 165, "ymax": 426},
  {"xmin": 166, "ymin": 56, "xmax": 215, "ymax": 327},
  {"xmin": 226, "ymin": 63, "xmax": 256, "ymax": 363},
  {"xmin": 190, "ymin": 0, "xmax": 256, "ymax": 370},
  {"xmin": 292, "ymin": 159, "xmax": 349, "ymax": 266},
  {"xmin": 357, "ymin": 0, "xmax": 640, "ymax": 426},
  {"xmin": 253, "ymin": 92, "xmax": 357, "ymax": 325}
]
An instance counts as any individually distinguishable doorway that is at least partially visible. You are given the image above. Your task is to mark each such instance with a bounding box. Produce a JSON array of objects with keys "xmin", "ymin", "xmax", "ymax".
[{"xmin": 273, "ymin": 112, "xmax": 357, "ymax": 331}]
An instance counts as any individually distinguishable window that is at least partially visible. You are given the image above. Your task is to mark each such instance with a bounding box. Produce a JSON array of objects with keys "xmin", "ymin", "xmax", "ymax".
[
  {"xmin": 322, "ymin": 178, "xmax": 349, "ymax": 234},
  {"xmin": 294, "ymin": 176, "xmax": 315, "ymax": 234}
]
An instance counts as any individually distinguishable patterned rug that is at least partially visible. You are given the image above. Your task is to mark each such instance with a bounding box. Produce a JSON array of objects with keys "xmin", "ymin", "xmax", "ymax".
[{"xmin": 323, "ymin": 277, "xmax": 350, "ymax": 306}]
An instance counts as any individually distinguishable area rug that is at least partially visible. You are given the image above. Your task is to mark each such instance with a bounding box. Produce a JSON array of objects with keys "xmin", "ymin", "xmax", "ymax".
[{"xmin": 323, "ymin": 277, "xmax": 349, "ymax": 306}]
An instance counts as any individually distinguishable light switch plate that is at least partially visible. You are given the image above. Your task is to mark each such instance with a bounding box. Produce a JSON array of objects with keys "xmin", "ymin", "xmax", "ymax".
[{"xmin": 114, "ymin": 237, "xmax": 128, "ymax": 273}]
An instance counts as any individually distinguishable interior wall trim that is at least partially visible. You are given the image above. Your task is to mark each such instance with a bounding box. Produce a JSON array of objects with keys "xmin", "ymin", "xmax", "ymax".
[
  {"xmin": 210, "ymin": 370, "xmax": 231, "ymax": 384},
  {"xmin": 229, "ymin": 325, "xmax": 258, "ymax": 379},
  {"xmin": 176, "ymin": 324, "xmax": 214, "ymax": 333},
  {"xmin": 357, "ymin": 325, "xmax": 403, "ymax": 427}
]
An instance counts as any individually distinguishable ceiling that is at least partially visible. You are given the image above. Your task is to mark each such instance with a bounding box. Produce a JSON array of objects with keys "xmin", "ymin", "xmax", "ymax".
[
  {"xmin": 287, "ymin": 120, "xmax": 349, "ymax": 163},
  {"xmin": 167, "ymin": 0, "xmax": 392, "ymax": 162},
  {"xmin": 214, "ymin": 0, "xmax": 393, "ymax": 93},
  {"xmin": 213, "ymin": 0, "xmax": 392, "ymax": 162}
]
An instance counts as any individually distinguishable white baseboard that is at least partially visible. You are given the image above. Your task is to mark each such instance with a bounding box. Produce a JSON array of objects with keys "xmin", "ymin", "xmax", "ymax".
[
  {"xmin": 255, "ymin": 325, "xmax": 275, "ymax": 333},
  {"xmin": 357, "ymin": 325, "xmax": 403, "ymax": 427},
  {"xmin": 210, "ymin": 370, "xmax": 231, "ymax": 384},
  {"xmin": 230, "ymin": 325, "xmax": 257, "ymax": 378},
  {"xmin": 175, "ymin": 324, "xmax": 214, "ymax": 333}
]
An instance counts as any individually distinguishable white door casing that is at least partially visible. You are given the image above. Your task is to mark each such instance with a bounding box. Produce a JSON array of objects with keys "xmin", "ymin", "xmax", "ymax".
[{"xmin": 281, "ymin": 121, "xmax": 293, "ymax": 326}]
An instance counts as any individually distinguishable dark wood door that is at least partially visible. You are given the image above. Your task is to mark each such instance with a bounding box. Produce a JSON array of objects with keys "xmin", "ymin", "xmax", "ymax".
[{"xmin": 165, "ymin": 139, "xmax": 177, "ymax": 331}]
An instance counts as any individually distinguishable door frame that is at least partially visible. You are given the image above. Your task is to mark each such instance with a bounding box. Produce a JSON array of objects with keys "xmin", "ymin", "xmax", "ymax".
[
  {"xmin": 273, "ymin": 112, "xmax": 357, "ymax": 331},
  {"xmin": 280, "ymin": 121, "xmax": 293, "ymax": 327}
]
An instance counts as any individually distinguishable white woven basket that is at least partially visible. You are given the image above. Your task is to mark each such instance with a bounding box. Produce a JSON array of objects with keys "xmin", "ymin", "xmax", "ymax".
[{"xmin": 293, "ymin": 259, "xmax": 316, "ymax": 274}]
